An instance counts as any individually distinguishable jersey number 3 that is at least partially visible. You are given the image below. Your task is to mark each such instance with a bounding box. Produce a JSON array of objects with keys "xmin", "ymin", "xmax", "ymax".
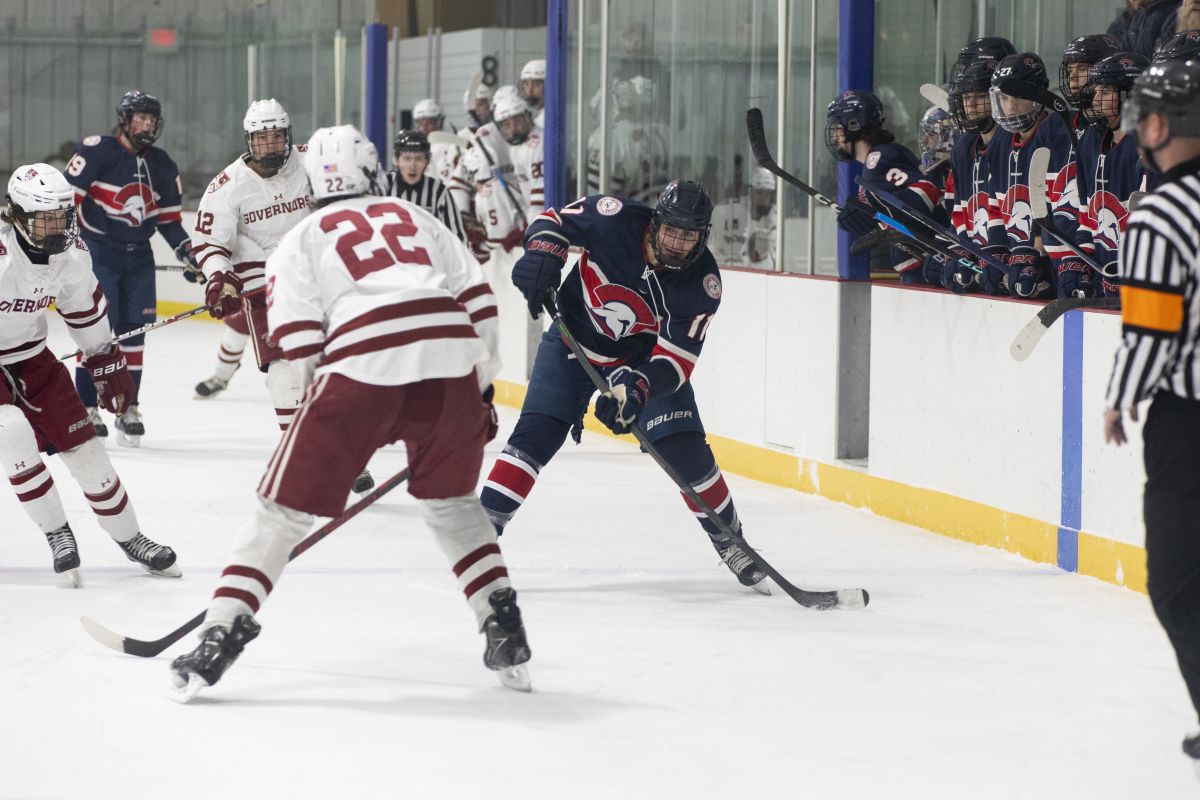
[{"xmin": 320, "ymin": 202, "xmax": 432, "ymax": 280}]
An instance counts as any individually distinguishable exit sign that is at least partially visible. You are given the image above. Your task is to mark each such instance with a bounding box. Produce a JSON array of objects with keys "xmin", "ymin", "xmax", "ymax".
[{"xmin": 148, "ymin": 28, "xmax": 178, "ymax": 51}]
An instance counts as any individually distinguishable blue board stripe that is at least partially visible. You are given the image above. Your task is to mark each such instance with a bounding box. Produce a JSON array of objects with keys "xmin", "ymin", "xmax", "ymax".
[{"xmin": 1059, "ymin": 309, "xmax": 1084, "ymax": 572}]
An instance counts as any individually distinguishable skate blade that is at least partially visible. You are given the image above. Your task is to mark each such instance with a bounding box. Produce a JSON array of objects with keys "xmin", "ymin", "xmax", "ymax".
[
  {"xmin": 142, "ymin": 562, "xmax": 183, "ymax": 578},
  {"xmin": 497, "ymin": 664, "xmax": 532, "ymax": 692},
  {"xmin": 117, "ymin": 433, "xmax": 142, "ymax": 448},
  {"xmin": 59, "ymin": 568, "xmax": 82, "ymax": 588},
  {"xmin": 167, "ymin": 673, "xmax": 209, "ymax": 704},
  {"xmin": 749, "ymin": 578, "xmax": 772, "ymax": 596}
]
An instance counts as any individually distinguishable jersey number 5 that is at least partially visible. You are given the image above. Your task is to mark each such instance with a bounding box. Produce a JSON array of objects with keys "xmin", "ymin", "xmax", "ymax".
[{"xmin": 319, "ymin": 202, "xmax": 432, "ymax": 280}]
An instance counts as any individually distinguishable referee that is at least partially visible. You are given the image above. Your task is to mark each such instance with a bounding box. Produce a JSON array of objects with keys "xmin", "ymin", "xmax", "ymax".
[
  {"xmin": 1104, "ymin": 57, "xmax": 1200, "ymax": 772},
  {"xmin": 384, "ymin": 129, "xmax": 468, "ymax": 244}
]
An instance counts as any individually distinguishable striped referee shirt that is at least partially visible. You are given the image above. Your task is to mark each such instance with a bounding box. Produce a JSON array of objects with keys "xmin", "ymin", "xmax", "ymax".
[
  {"xmin": 1106, "ymin": 155, "xmax": 1200, "ymax": 409},
  {"xmin": 383, "ymin": 171, "xmax": 468, "ymax": 245}
]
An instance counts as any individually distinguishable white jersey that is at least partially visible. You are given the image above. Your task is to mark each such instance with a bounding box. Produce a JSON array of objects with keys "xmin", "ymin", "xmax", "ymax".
[
  {"xmin": 266, "ymin": 195, "xmax": 500, "ymax": 390},
  {"xmin": 192, "ymin": 146, "xmax": 312, "ymax": 291},
  {"xmin": 509, "ymin": 124, "xmax": 545, "ymax": 219},
  {"xmin": 586, "ymin": 119, "xmax": 668, "ymax": 205},
  {"xmin": 473, "ymin": 179, "xmax": 525, "ymax": 250},
  {"xmin": 0, "ymin": 225, "xmax": 111, "ymax": 365},
  {"xmin": 742, "ymin": 206, "xmax": 777, "ymax": 269}
]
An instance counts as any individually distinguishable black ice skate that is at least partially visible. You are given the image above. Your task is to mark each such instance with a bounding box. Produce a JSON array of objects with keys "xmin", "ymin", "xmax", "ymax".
[
  {"xmin": 168, "ymin": 615, "xmax": 262, "ymax": 703},
  {"xmin": 1183, "ymin": 731, "xmax": 1200, "ymax": 778},
  {"xmin": 194, "ymin": 371, "xmax": 234, "ymax": 399},
  {"xmin": 117, "ymin": 533, "xmax": 181, "ymax": 577},
  {"xmin": 353, "ymin": 468, "xmax": 375, "ymax": 494},
  {"xmin": 715, "ymin": 536, "xmax": 771, "ymax": 595},
  {"xmin": 45, "ymin": 523, "xmax": 81, "ymax": 587},
  {"xmin": 114, "ymin": 404, "xmax": 144, "ymax": 447},
  {"xmin": 85, "ymin": 406, "xmax": 107, "ymax": 438},
  {"xmin": 482, "ymin": 587, "xmax": 532, "ymax": 692}
]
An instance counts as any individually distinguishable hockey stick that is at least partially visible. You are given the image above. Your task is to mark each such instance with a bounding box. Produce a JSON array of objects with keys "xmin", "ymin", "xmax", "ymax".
[
  {"xmin": 80, "ymin": 466, "xmax": 413, "ymax": 657},
  {"xmin": 427, "ymin": 130, "xmax": 474, "ymax": 149},
  {"xmin": 1026, "ymin": 146, "xmax": 1108, "ymax": 276},
  {"xmin": 995, "ymin": 78, "xmax": 1075, "ymax": 132},
  {"xmin": 543, "ymin": 293, "xmax": 868, "ymax": 611},
  {"xmin": 1009, "ymin": 296, "xmax": 1121, "ymax": 361},
  {"xmin": 57, "ymin": 286, "xmax": 266, "ymax": 361},
  {"xmin": 920, "ymin": 83, "xmax": 949, "ymax": 111}
]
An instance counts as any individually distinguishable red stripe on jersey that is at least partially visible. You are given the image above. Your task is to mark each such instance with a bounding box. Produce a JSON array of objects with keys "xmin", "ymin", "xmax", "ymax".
[
  {"xmin": 59, "ymin": 285, "xmax": 105, "ymax": 319},
  {"xmin": 273, "ymin": 320, "xmax": 323, "ymax": 339},
  {"xmin": 452, "ymin": 544, "xmax": 502, "ymax": 577},
  {"xmin": 469, "ymin": 306, "xmax": 498, "ymax": 323},
  {"xmin": 321, "ymin": 325, "xmax": 478, "ymax": 365},
  {"xmin": 283, "ymin": 344, "xmax": 324, "ymax": 360},
  {"xmin": 463, "ymin": 565, "xmax": 509, "ymax": 599},
  {"xmin": 221, "ymin": 564, "xmax": 275, "ymax": 594},
  {"xmin": 63, "ymin": 313, "xmax": 107, "ymax": 331},
  {"xmin": 158, "ymin": 210, "xmax": 182, "ymax": 223},
  {"xmin": 325, "ymin": 297, "xmax": 467, "ymax": 345},
  {"xmin": 651, "ymin": 344, "xmax": 695, "ymax": 380},
  {"xmin": 681, "ymin": 473, "xmax": 731, "ymax": 514},
  {"xmin": 16, "ymin": 477, "xmax": 54, "ymax": 503},
  {"xmin": 538, "ymin": 208, "xmax": 562, "ymax": 226},
  {"xmin": 84, "ymin": 478, "xmax": 122, "ymax": 504},
  {"xmin": 456, "ymin": 283, "xmax": 494, "ymax": 304},
  {"xmin": 0, "ymin": 337, "xmax": 44, "ymax": 356},
  {"xmin": 192, "ymin": 242, "xmax": 232, "ymax": 256},
  {"xmin": 213, "ymin": 586, "xmax": 261, "ymax": 614},
  {"xmin": 233, "ymin": 261, "xmax": 265, "ymax": 275},
  {"xmin": 488, "ymin": 460, "xmax": 537, "ymax": 500},
  {"xmin": 9, "ymin": 462, "xmax": 48, "ymax": 487}
]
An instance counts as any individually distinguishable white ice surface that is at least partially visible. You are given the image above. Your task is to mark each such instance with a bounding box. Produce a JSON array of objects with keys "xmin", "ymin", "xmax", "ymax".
[{"xmin": 1, "ymin": 317, "xmax": 1196, "ymax": 799}]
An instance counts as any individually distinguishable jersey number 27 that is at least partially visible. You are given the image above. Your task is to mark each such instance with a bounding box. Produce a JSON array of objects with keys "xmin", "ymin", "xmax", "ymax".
[{"xmin": 320, "ymin": 202, "xmax": 432, "ymax": 280}]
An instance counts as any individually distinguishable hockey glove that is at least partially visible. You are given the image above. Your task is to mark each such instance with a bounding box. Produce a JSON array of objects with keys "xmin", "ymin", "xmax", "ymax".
[
  {"xmin": 512, "ymin": 235, "xmax": 567, "ymax": 320},
  {"xmin": 482, "ymin": 384, "xmax": 500, "ymax": 443},
  {"xmin": 594, "ymin": 366, "xmax": 651, "ymax": 435},
  {"xmin": 1056, "ymin": 258, "xmax": 1095, "ymax": 299},
  {"xmin": 85, "ymin": 346, "xmax": 134, "ymax": 415},
  {"xmin": 499, "ymin": 227, "xmax": 525, "ymax": 253},
  {"xmin": 836, "ymin": 198, "xmax": 881, "ymax": 239},
  {"xmin": 849, "ymin": 227, "xmax": 907, "ymax": 257},
  {"xmin": 979, "ymin": 246, "xmax": 1009, "ymax": 296},
  {"xmin": 1009, "ymin": 251, "xmax": 1051, "ymax": 299},
  {"xmin": 175, "ymin": 239, "xmax": 205, "ymax": 284},
  {"xmin": 205, "ymin": 270, "xmax": 245, "ymax": 320}
]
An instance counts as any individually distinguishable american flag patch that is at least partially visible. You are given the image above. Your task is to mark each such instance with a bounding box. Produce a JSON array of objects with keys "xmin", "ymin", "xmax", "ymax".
[{"xmin": 323, "ymin": 164, "xmax": 338, "ymax": 173}]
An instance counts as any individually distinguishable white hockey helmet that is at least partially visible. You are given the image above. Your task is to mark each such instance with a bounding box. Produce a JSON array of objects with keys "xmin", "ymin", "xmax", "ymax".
[
  {"xmin": 520, "ymin": 59, "xmax": 546, "ymax": 105},
  {"xmin": 520, "ymin": 59, "xmax": 546, "ymax": 82},
  {"xmin": 750, "ymin": 167, "xmax": 775, "ymax": 192},
  {"xmin": 474, "ymin": 84, "xmax": 493, "ymax": 102},
  {"xmin": 5, "ymin": 163, "xmax": 78, "ymax": 255},
  {"xmin": 492, "ymin": 84, "xmax": 519, "ymax": 109},
  {"xmin": 305, "ymin": 125, "xmax": 376, "ymax": 203},
  {"xmin": 243, "ymin": 98, "xmax": 292, "ymax": 171},
  {"xmin": 493, "ymin": 94, "xmax": 533, "ymax": 145},
  {"xmin": 462, "ymin": 144, "xmax": 493, "ymax": 184},
  {"xmin": 413, "ymin": 98, "xmax": 444, "ymax": 121}
]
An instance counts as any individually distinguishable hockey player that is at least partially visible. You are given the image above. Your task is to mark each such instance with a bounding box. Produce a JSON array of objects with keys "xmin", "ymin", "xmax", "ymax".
[
  {"xmin": 494, "ymin": 93, "xmax": 545, "ymax": 219},
  {"xmin": 412, "ymin": 98, "xmax": 463, "ymax": 189},
  {"xmin": 986, "ymin": 53, "xmax": 1077, "ymax": 299},
  {"xmin": 586, "ymin": 77, "xmax": 669, "ymax": 204},
  {"xmin": 168, "ymin": 125, "xmax": 529, "ymax": 701},
  {"xmin": 465, "ymin": 83, "xmax": 493, "ymax": 131},
  {"xmin": 65, "ymin": 90, "xmax": 191, "ymax": 446},
  {"xmin": 1071, "ymin": 52, "xmax": 1151, "ymax": 297},
  {"xmin": 473, "ymin": 85, "xmax": 519, "ymax": 191},
  {"xmin": 827, "ymin": 89, "xmax": 945, "ymax": 284},
  {"xmin": 460, "ymin": 142, "xmax": 525, "ymax": 255},
  {"xmin": 742, "ymin": 167, "xmax": 778, "ymax": 269},
  {"xmin": 950, "ymin": 36, "xmax": 1016, "ymax": 80},
  {"xmin": 1059, "ymin": 34, "xmax": 1122, "ymax": 135},
  {"xmin": 479, "ymin": 181, "xmax": 771, "ymax": 593},
  {"xmin": 1, "ymin": 164, "xmax": 180, "ymax": 584},
  {"xmin": 520, "ymin": 59, "xmax": 546, "ymax": 128},
  {"xmin": 385, "ymin": 129, "xmax": 468, "ymax": 244},
  {"xmin": 1151, "ymin": 29, "xmax": 1200, "ymax": 63},
  {"xmin": 192, "ymin": 308, "xmax": 250, "ymax": 399},
  {"xmin": 916, "ymin": 107, "xmax": 956, "ymax": 285}
]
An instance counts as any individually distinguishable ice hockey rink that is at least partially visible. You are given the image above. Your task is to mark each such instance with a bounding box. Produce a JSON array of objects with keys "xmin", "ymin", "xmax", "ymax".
[{"xmin": 1, "ymin": 316, "xmax": 1194, "ymax": 800}]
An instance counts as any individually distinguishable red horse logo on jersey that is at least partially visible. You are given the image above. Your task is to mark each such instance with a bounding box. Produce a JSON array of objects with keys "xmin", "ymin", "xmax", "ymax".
[
  {"xmin": 1002, "ymin": 185, "xmax": 1034, "ymax": 244},
  {"xmin": 1089, "ymin": 190, "xmax": 1129, "ymax": 252},
  {"xmin": 579, "ymin": 253, "xmax": 658, "ymax": 341}
]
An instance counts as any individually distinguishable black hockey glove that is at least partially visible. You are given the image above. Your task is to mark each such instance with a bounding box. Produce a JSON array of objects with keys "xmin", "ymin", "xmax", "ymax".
[
  {"xmin": 1009, "ymin": 251, "xmax": 1051, "ymax": 299},
  {"xmin": 175, "ymin": 239, "xmax": 205, "ymax": 284},
  {"xmin": 594, "ymin": 366, "xmax": 650, "ymax": 435},
  {"xmin": 512, "ymin": 235, "xmax": 567, "ymax": 320},
  {"xmin": 836, "ymin": 198, "xmax": 881, "ymax": 239},
  {"xmin": 849, "ymin": 227, "xmax": 907, "ymax": 257}
]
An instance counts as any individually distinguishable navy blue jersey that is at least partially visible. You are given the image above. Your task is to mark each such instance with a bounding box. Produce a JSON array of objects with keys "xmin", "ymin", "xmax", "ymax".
[
  {"xmin": 947, "ymin": 132, "xmax": 1001, "ymax": 249},
  {"xmin": 986, "ymin": 112, "xmax": 1076, "ymax": 259},
  {"xmin": 525, "ymin": 194, "xmax": 723, "ymax": 397},
  {"xmin": 856, "ymin": 142, "xmax": 947, "ymax": 274},
  {"xmin": 1073, "ymin": 128, "xmax": 1147, "ymax": 280},
  {"xmin": 64, "ymin": 134, "xmax": 188, "ymax": 250}
]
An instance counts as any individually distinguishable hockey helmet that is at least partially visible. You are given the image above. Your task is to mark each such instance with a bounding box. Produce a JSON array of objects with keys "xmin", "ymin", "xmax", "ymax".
[
  {"xmin": 651, "ymin": 180, "xmax": 713, "ymax": 270},
  {"xmin": 825, "ymin": 90, "xmax": 885, "ymax": 162},
  {"xmin": 492, "ymin": 85, "xmax": 519, "ymax": 110},
  {"xmin": 117, "ymin": 90, "xmax": 163, "ymax": 151},
  {"xmin": 919, "ymin": 107, "xmax": 955, "ymax": 170},
  {"xmin": 412, "ymin": 98, "xmax": 444, "ymax": 134},
  {"xmin": 243, "ymin": 99, "xmax": 292, "ymax": 172},
  {"xmin": 494, "ymin": 94, "xmax": 533, "ymax": 145},
  {"xmin": 521, "ymin": 59, "xmax": 546, "ymax": 105},
  {"xmin": 305, "ymin": 125, "xmax": 377, "ymax": 204},
  {"xmin": 1122, "ymin": 58, "xmax": 1200, "ymax": 141},
  {"xmin": 952, "ymin": 36, "xmax": 1017, "ymax": 82},
  {"xmin": 462, "ymin": 144, "xmax": 493, "ymax": 184},
  {"xmin": 392, "ymin": 129, "xmax": 431, "ymax": 157},
  {"xmin": 949, "ymin": 59, "xmax": 999, "ymax": 134},
  {"xmin": 1082, "ymin": 52, "xmax": 1150, "ymax": 130},
  {"xmin": 5, "ymin": 163, "xmax": 78, "ymax": 255},
  {"xmin": 990, "ymin": 53, "xmax": 1048, "ymax": 133},
  {"xmin": 1151, "ymin": 30, "xmax": 1200, "ymax": 65},
  {"xmin": 1059, "ymin": 34, "xmax": 1120, "ymax": 107}
]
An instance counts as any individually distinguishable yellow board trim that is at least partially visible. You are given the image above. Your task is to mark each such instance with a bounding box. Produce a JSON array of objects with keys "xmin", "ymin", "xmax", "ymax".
[
  {"xmin": 492, "ymin": 377, "xmax": 1146, "ymax": 595},
  {"xmin": 159, "ymin": 299, "xmax": 218, "ymax": 322}
]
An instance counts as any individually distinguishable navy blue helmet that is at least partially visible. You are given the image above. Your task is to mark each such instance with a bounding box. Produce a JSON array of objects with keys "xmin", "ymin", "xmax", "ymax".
[
  {"xmin": 392, "ymin": 129, "xmax": 431, "ymax": 157},
  {"xmin": 651, "ymin": 180, "xmax": 713, "ymax": 270},
  {"xmin": 116, "ymin": 90, "xmax": 163, "ymax": 150},
  {"xmin": 1082, "ymin": 52, "xmax": 1150, "ymax": 130},
  {"xmin": 825, "ymin": 89, "xmax": 885, "ymax": 162},
  {"xmin": 1151, "ymin": 30, "xmax": 1200, "ymax": 65},
  {"xmin": 1122, "ymin": 58, "xmax": 1200, "ymax": 140},
  {"xmin": 950, "ymin": 59, "xmax": 999, "ymax": 133},
  {"xmin": 952, "ymin": 36, "xmax": 1017, "ymax": 81},
  {"xmin": 1059, "ymin": 34, "xmax": 1121, "ymax": 107}
]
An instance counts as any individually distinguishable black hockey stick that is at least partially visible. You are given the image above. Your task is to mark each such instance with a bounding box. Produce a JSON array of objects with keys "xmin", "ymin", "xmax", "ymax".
[
  {"xmin": 57, "ymin": 285, "xmax": 267, "ymax": 362},
  {"xmin": 80, "ymin": 466, "xmax": 413, "ymax": 657},
  {"xmin": 1009, "ymin": 296, "xmax": 1121, "ymax": 361},
  {"xmin": 1026, "ymin": 146, "xmax": 1107, "ymax": 275},
  {"xmin": 543, "ymin": 292, "xmax": 868, "ymax": 611}
]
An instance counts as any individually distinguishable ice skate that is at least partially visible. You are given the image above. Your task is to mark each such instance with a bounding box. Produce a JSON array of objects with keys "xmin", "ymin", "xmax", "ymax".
[
  {"xmin": 114, "ymin": 404, "xmax": 144, "ymax": 447},
  {"xmin": 85, "ymin": 406, "xmax": 107, "ymax": 438},
  {"xmin": 194, "ymin": 368, "xmax": 236, "ymax": 399},
  {"xmin": 482, "ymin": 587, "xmax": 532, "ymax": 692},
  {"xmin": 1184, "ymin": 730, "xmax": 1200, "ymax": 779},
  {"xmin": 168, "ymin": 615, "xmax": 261, "ymax": 703},
  {"xmin": 715, "ymin": 536, "xmax": 771, "ymax": 595},
  {"xmin": 45, "ymin": 523, "xmax": 81, "ymax": 587},
  {"xmin": 353, "ymin": 468, "xmax": 375, "ymax": 494},
  {"xmin": 117, "ymin": 532, "xmax": 181, "ymax": 577}
]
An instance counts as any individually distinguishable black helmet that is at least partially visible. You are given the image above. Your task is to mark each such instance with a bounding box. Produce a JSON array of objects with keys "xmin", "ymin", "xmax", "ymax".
[
  {"xmin": 1081, "ymin": 53, "xmax": 1150, "ymax": 129},
  {"xmin": 116, "ymin": 90, "xmax": 163, "ymax": 151},
  {"xmin": 824, "ymin": 89, "xmax": 885, "ymax": 162},
  {"xmin": 1059, "ymin": 34, "xmax": 1120, "ymax": 107},
  {"xmin": 1151, "ymin": 30, "xmax": 1200, "ymax": 65},
  {"xmin": 950, "ymin": 59, "xmax": 999, "ymax": 134},
  {"xmin": 1121, "ymin": 58, "xmax": 1200, "ymax": 140},
  {"xmin": 956, "ymin": 36, "xmax": 1017, "ymax": 69},
  {"xmin": 991, "ymin": 53, "xmax": 1049, "ymax": 133},
  {"xmin": 392, "ymin": 129, "xmax": 431, "ymax": 157},
  {"xmin": 651, "ymin": 180, "xmax": 713, "ymax": 270}
]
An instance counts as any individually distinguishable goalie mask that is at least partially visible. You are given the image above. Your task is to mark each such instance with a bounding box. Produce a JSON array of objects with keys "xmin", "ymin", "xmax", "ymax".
[
  {"xmin": 5, "ymin": 163, "xmax": 78, "ymax": 256},
  {"xmin": 651, "ymin": 180, "xmax": 713, "ymax": 270},
  {"xmin": 116, "ymin": 90, "xmax": 163, "ymax": 151},
  {"xmin": 244, "ymin": 99, "xmax": 293, "ymax": 172}
]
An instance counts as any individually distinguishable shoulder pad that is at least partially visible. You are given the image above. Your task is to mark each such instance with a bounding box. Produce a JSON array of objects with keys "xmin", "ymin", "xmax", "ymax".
[
  {"xmin": 80, "ymin": 135, "xmax": 103, "ymax": 147},
  {"xmin": 207, "ymin": 171, "xmax": 232, "ymax": 194}
]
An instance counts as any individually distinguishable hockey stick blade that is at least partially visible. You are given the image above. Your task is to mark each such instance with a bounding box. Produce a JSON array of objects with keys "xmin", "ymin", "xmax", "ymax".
[
  {"xmin": 1010, "ymin": 297, "xmax": 1121, "ymax": 361},
  {"xmin": 996, "ymin": 78, "xmax": 1070, "ymax": 115},
  {"xmin": 543, "ymin": 293, "xmax": 868, "ymax": 611},
  {"xmin": 746, "ymin": 108, "xmax": 840, "ymax": 210},
  {"xmin": 80, "ymin": 466, "xmax": 414, "ymax": 657},
  {"xmin": 426, "ymin": 130, "xmax": 473, "ymax": 149},
  {"xmin": 920, "ymin": 83, "xmax": 949, "ymax": 111}
]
